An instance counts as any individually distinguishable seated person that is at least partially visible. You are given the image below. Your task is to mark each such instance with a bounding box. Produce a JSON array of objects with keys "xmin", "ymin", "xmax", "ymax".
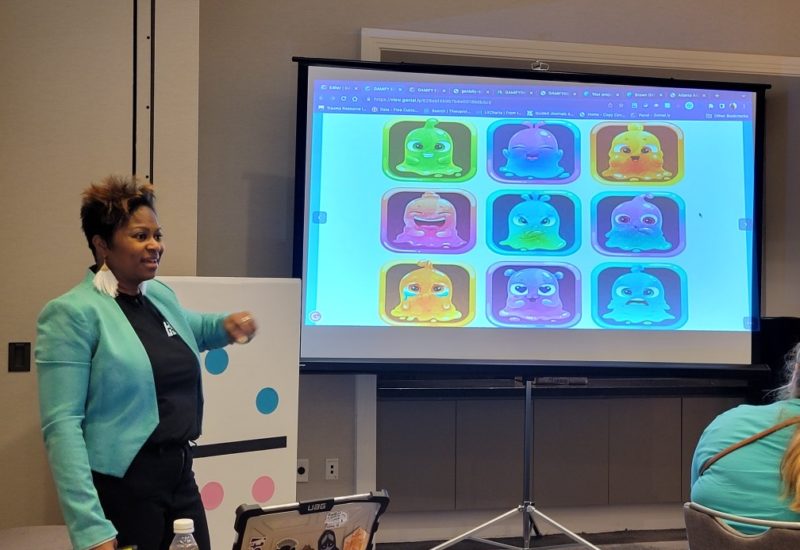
[{"xmin": 691, "ymin": 344, "xmax": 800, "ymax": 533}]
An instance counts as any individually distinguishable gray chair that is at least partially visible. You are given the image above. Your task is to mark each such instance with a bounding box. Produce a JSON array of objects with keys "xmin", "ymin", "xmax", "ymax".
[{"xmin": 684, "ymin": 502, "xmax": 800, "ymax": 549}]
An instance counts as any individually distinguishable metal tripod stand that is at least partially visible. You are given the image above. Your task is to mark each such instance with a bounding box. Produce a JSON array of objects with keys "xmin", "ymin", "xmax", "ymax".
[{"xmin": 430, "ymin": 380, "xmax": 601, "ymax": 550}]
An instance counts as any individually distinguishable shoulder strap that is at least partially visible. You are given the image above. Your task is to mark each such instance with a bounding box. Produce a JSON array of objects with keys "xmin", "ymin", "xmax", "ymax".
[{"xmin": 700, "ymin": 415, "xmax": 800, "ymax": 476}]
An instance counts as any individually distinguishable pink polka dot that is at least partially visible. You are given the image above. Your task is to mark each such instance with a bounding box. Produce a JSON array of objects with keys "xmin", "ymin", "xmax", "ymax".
[
  {"xmin": 251, "ymin": 476, "xmax": 275, "ymax": 503},
  {"xmin": 200, "ymin": 481, "xmax": 224, "ymax": 510}
]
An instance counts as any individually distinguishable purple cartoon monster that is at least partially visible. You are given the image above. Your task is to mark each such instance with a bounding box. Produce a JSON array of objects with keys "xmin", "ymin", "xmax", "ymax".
[
  {"xmin": 498, "ymin": 267, "xmax": 570, "ymax": 322},
  {"xmin": 604, "ymin": 194, "xmax": 672, "ymax": 252},
  {"xmin": 499, "ymin": 122, "xmax": 568, "ymax": 179}
]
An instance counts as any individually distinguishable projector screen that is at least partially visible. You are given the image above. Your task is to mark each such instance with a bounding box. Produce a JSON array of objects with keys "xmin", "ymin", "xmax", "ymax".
[{"xmin": 293, "ymin": 58, "xmax": 765, "ymax": 371}]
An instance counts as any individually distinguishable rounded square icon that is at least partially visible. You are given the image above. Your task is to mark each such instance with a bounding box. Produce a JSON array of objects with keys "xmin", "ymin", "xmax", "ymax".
[
  {"xmin": 487, "ymin": 120, "xmax": 580, "ymax": 184},
  {"xmin": 591, "ymin": 192, "xmax": 685, "ymax": 257},
  {"xmin": 487, "ymin": 191, "xmax": 580, "ymax": 256},
  {"xmin": 381, "ymin": 188, "xmax": 476, "ymax": 253},
  {"xmin": 486, "ymin": 262, "xmax": 581, "ymax": 328},
  {"xmin": 383, "ymin": 118, "xmax": 477, "ymax": 182},
  {"xmin": 590, "ymin": 122, "xmax": 684, "ymax": 185},
  {"xmin": 592, "ymin": 263, "xmax": 687, "ymax": 329},
  {"xmin": 379, "ymin": 260, "xmax": 476, "ymax": 326}
]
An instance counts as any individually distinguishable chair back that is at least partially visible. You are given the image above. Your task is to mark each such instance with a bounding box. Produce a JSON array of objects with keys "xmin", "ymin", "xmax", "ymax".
[{"xmin": 684, "ymin": 502, "xmax": 800, "ymax": 549}]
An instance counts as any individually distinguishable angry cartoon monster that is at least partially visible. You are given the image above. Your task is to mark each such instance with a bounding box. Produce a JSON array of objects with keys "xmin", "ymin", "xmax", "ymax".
[
  {"xmin": 499, "ymin": 193, "xmax": 566, "ymax": 251},
  {"xmin": 498, "ymin": 267, "xmax": 570, "ymax": 323}
]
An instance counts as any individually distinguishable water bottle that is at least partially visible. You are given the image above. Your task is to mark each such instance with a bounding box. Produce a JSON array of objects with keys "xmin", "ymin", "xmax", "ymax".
[{"xmin": 168, "ymin": 518, "xmax": 200, "ymax": 550}]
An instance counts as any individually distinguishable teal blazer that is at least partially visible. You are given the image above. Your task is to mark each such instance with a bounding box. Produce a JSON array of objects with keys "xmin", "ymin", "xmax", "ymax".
[{"xmin": 36, "ymin": 271, "xmax": 229, "ymax": 550}]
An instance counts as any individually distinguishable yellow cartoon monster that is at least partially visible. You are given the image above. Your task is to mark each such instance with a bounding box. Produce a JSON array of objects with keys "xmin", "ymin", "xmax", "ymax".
[
  {"xmin": 602, "ymin": 123, "xmax": 673, "ymax": 182},
  {"xmin": 390, "ymin": 260, "xmax": 462, "ymax": 322}
]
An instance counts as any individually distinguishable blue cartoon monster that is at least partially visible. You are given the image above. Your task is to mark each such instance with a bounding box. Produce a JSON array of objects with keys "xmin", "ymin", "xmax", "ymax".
[
  {"xmin": 604, "ymin": 194, "xmax": 672, "ymax": 252},
  {"xmin": 396, "ymin": 118, "xmax": 463, "ymax": 177},
  {"xmin": 499, "ymin": 122, "xmax": 568, "ymax": 179},
  {"xmin": 498, "ymin": 267, "xmax": 570, "ymax": 323},
  {"xmin": 500, "ymin": 194, "xmax": 566, "ymax": 251},
  {"xmin": 602, "ymin": 266, "xmax": 675, "ymax": 324}
]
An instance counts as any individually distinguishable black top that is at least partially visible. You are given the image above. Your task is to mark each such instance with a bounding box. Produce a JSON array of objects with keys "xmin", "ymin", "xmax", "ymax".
[{"xmin": 115, "ymin": 292, "xmax": 201, "ymax": 445}]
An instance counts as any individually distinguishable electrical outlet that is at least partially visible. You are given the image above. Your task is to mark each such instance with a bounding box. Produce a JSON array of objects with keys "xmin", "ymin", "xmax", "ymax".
[
  {"xmin": 297, "ymin": 458, "xmax": 309, "ymax": 483},
  {"xmin": 325, "ymin": 458, "xmax": 339, "ymax": 480}
]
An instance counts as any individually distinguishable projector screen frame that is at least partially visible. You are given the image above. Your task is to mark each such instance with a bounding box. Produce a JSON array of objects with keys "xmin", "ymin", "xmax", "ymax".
[{"xmin": 291, "ymin": 56, "xmax": 769, "ymax": 378}]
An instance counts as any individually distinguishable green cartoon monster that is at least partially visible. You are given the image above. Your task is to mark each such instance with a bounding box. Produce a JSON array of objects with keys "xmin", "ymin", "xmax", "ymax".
[
  {"xmin": 396, "ymin": 118, "xmax": 463, "ymax": 177},
  {"xmin": 500, "ymin": 194, "xmax": 566, "ymax": 251}
]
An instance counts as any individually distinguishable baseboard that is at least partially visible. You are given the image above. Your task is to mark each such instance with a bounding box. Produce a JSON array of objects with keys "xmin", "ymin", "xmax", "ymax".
[{"xmin": 376, "ymin": 503, "xmax": 685, "ymax": 543}]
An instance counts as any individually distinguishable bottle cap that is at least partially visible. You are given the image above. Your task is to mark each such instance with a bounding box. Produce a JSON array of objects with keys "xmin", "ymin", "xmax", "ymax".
[{"xmin": 173, "ymin": 518, "xmax": 195, "ymax": 534}]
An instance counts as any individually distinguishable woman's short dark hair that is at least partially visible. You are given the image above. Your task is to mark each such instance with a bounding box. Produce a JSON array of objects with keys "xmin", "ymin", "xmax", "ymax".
[{"xmin": 80, "ymin": 174, "xmax": 156, "ymax": 256}]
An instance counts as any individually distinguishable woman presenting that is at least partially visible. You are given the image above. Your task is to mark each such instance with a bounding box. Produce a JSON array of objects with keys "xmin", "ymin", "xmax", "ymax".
[{"xmin": 36, "ymin": 175, "xmax": 257, "ymax": 550}]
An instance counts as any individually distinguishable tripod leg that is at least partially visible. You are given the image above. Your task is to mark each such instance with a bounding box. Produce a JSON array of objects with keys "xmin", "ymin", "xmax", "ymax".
[
  {"xmin": 532, "ymin": 519, "xmax": 541, "ymax": 538},
  {"xmin": 429, "ymin": 508, "xmax": 521, "ymax": 550},
  {"xmin": 527, "ymin": 506, "xmax": 602, "ymax": 550},
  {"xmin": 522, "ymin": 502, "xmax": 531, "ymax": 550},
  {"xmin": 521, "ymin": 501, "xmax": 542, "ymax": 549}
]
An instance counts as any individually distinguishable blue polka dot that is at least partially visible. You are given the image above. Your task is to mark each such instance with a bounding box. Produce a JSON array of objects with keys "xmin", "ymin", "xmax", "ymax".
[
  {"xmin": 256, "ymin": 388, "xmax": 279, "ymax": 414},
  {"xmin": 205, "ymin": 349, "xmax": 229, "ymax": 375}
]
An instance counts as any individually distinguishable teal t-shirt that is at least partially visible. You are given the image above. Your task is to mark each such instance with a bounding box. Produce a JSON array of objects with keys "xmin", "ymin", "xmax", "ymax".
[{"xmin": 690, "ymin": 399, "xmax": 800, "ymax": 533}]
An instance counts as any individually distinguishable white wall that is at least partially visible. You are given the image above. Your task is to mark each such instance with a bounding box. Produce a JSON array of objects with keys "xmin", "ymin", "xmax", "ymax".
[
  {"xmin": 0, "ymin": 0, "xmax": 199, "ymax": 528},
  {"xmin": 0, "ymin": 1, "xmax": 132, "ymax": 528}
]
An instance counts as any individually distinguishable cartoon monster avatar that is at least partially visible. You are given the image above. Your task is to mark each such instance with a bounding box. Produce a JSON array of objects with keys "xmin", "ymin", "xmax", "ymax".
[
  {"xmin": 390, "ymin": 260, "xmax": 462, "ymax": 322},
  {"xmin": 604, "ymin": 194, "xmax": 672, "ymax": 252},
  {"xmin": 499, "ymin": 194, "xmax": 566, "ymax": 251},
  {"xmin": 499, "ymin": 122, "xmax": 569, "ymax": 179},
  {"xmin": 394, "ymin": 191, "xmax": 466, "ymax": 248},
  {"xmin": 498, "ymin": 267, "xmax": 570, "ymax": 323},
  {"xmin": 395, "ymin": 118, "xmax": 462, "ymax": 177},
  {"xmin": 602, "ymin": 266, "xmax": 675, "ymax": 324},
  {"xmin": 601, "ymin": 123, "xmax": 673, "ymax": 182}
]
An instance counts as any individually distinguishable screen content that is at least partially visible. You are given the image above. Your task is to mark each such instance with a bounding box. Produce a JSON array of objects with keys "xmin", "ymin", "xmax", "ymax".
[{"xmin": 296, "ymin": 61, "xmax": 762, "ymax": 367}]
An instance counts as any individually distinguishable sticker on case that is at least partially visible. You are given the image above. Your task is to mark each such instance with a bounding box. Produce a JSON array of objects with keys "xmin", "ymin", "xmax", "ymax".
[
  {"xmin": 324, "ymin": 510, "xmax": 348, "ymax": 529},
  {"xmin": 343, "ymin": 527, "xmax": 369, "ymax": 550}
]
